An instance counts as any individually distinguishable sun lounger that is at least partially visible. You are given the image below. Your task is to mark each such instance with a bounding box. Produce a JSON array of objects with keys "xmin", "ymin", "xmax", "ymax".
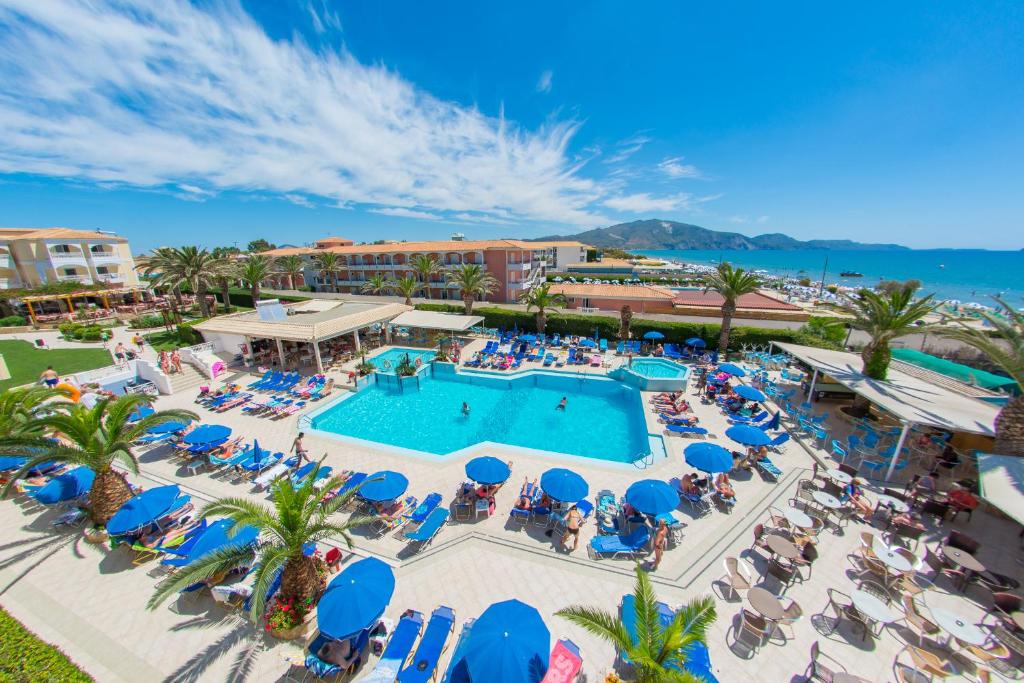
[
  {"xmin": 541, "ymin": 639, "xmax": 583, "ymax": 683},
  {"xmin": 247, "ymin": 370, "xmax": 273, "ymax": 389},
  {"xmin": 357, "ymin": 611, "xmax": 424, "ymax": 683},
  {"xmin": 728, "ymin": 410, "xmax": 768, "ymax": 424},
  {"xmin": 397, "ymin": 606, "xmax": 456, "ymax": 683},
  {"xmin": 769, "ymin": 433, "xmax": 790, "ymax": 452},
  {"xmin": 599, "ymin": 338, "xmax": 608, "ymax": 352},
  {"xmin": 404, "ymin": 508, "xmax": 449, "ymax": 552},
  {"xmin": 235, "ymin": 451, "xmax": 283, "ymax": 479},
  {"xmin": 664, "ymin": 424, "xmax": 708, "ymax": 437},
  {"xmin": 439, "ymin": 619, "xmax": 476, "ymax": 683},
  {"xmin": 755, "ymin": 457, "xmax": 782, "ymax": 481},
  {"xmin": 137, "ymin": 432, "xmax": 172, "ymax": 445},
  {"xmin": 305, "ymin": 629, "xmax": 370, "ymax": 679},
  {"xmin": 588, "ymin": 525, "xmax": 651, "ymax": 560},
  {"xmin": 590, "ymin": 354, "xmax": 601, "ymax": 367},
  {"xmin": 372, "ymin": 495, "xmax": 418, "ymax": 534},
  {"xmin": 209, "ymin": 444, "xmax": 255, "ymax": 469},
  {"xmin": 543, "ymin": 353, "xmax": 555, "ymax": 367}
]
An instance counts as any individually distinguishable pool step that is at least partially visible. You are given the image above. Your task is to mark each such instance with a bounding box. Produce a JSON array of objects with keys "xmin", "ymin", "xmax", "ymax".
[{"xmin": 643, "ymin": 434, "xmax": 668, "ymax": 467}]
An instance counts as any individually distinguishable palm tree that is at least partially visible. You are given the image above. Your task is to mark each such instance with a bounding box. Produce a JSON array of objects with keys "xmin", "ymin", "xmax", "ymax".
[
  {"xmin": 213, "ymin": 259, "xmax": 239, "ymax": 314},
  {"xmin": 409, "ymin": 254, "xmax": 442, "ymax": 298},
  {"xmin": 1, "ymin": 395, "xmax": 196, "ymax": 526},
  {"xmin": 277, "ymin": 254, "xmax": 307, "ymax": 291},
  {"xmin": 447, "ymin": 263, "xmax": 498, "ymax": 315},
  {"xmin": 238, "ymin": 254, "xmax": 275, "ymax": 305},
  {"xmin": 361, "ymin": 274, "xmax": 390, "ymax": 296},
  {"xmin": 557, "ymin": 565, "xmax": 716, "ymax": 683},
  {"xmin": 940, "ymin": 297, "xmax": 1024, "ymax": 455},
  {"xmin": 148, "ymin": 465, "xmax": 370, "ymax": 621},
  {"xmin": 0, "ymin": 386, "xmax": 69, "ymax": 439},
  {"xmin": 315, "ymin": 252, "xmax": 341, "ymax": 293},
  {"xmin": 388, "ymin": 276, "xmax": 422, "ymax": 306},
  {"xmin": 833, "ymin": 281, "xmax": 939, "ymax": 416},
  {"xmin": 703, "ymin": 262, "xmax": 761, "ymax": 354},
  {"xmin": 141, "ymin": 246, "xmax": 221, "ymax": 318},
  {"xmin": 619, "ymin": 305, "xmax": 633, "ymax": 341},
  {"xmin": 520, "ymin": 283, "xmax": 567, "ymax": 334}
]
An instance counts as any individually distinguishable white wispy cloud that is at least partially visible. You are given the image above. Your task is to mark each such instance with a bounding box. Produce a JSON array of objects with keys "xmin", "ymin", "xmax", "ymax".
[
  {"xmin": 284, "ymin": 194, "xmax": 316, "ymax": 208},
  {"xmin": 604, "ymin": 134, "xmax": 651, "ymax": 164},
  {"xmin": 452, "ymin": 212, "xmax": 515, "ymax": 225},
  {"xmin": 536, "ymin": 70, "xmax": 553, "ymax": 94},
  {"xmin": 657, "ymin": 156, "xmax": 703, "ymax": 179},
  {"xmin": 0, "ymin": 0, "xmax": 618, "ymax": 227},
  {"xmin": 728, "ymin": 216, "xmax": 747, "ymax": 224},
  {"xmin": 603, "ymin": 193, "xmax": 693, "ymax": 213},
  {"xmin": 368, "ymin": 207, "xmax": 442, "ymax": 221},
  {"xmin": 756, "ymin": 215, "xmax": 769, "ymax": 223}
]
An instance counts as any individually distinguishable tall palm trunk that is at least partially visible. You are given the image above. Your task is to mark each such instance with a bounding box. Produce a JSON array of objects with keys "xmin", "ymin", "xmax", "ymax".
[
  {"xmin": 463, "ymin": 295, "xmax": 474, "ymax": 315},
  {"xmin": 251, "ymin": 283, "xmax": 260, "ymax": 303},
  {"xmin": 90, "ymin": 469, "xmax": 134, "ymax": 525},
  {"xmin": 995, "ymin": 395, "xmax": 1024, "ymax": 456},
  {"xmin": 536, "ymin": 309, "xmax": 547, "ymax": 334},
  {"xmin": 172, "ymin": 285, "xmax": 183, "ymax": 307},
  {"xmin": 280, "ymin": 554, "xmax": 325, "ymax": 603},
  {"xmin": 718, "ymin": 300, "xmax": 736, "ymax": 354},
  {"xmin": 220, "ymin": 280, "xmax": 232, "ymax": 313}
]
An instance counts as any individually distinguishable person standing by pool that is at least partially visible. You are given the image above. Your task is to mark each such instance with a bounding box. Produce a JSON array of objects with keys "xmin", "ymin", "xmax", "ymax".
[
  {"xmin": 114, "ymin": 342, "xmax": 127, "ymax": 365},
  {"xmin": 39, "ymin": 366, "xmax": 59, "ymax": 387},
  {"xmin": 290, "ymin": 432, "xmax": 309, "ymax": 468},
  {"xmin": 556, "ymin": 397, "xmax": 567, "ymax": 411}
]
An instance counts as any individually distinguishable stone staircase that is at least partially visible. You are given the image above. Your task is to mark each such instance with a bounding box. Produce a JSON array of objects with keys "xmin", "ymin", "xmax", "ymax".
[{"xmin": 169, "ymin": 363, "xmax": 208, "ymax": 394}]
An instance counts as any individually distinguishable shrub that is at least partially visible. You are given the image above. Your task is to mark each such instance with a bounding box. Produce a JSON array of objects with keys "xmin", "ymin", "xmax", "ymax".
[
  {"xmin": 58, "ymin": 322, "xmax": 82, "ymax": 338},
  {"xmin": 176, "ymin": 322, "xmax": 203, "ymax": 346},
  {"xmin": 130, "ymin": 314, "xmax": 165, "ymax": 329},
  {"xmin": 0, "ymin": 315, "xmax": 26, "ymax": 327},
  {"xmin": 79, "ymin": 326, "xmax": 103, "ymax": 341},
  {"xmin": 0, "ymin": 606, "xmax": 91, "ymax": 682}
]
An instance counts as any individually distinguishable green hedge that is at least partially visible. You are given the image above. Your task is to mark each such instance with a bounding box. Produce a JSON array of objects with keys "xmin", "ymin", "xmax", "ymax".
[
  {"xmin": 129, "ymin": 314, "xmax": 165, "ymax": 329},
  {"xmin": 0, "ymin": 606, "xmax": 92, "ymax": 682},
  {"xmin": 0, "ymin": 315, "xmax": 26, "ymax": 327},
  {"xmin": 415, "ymin": 303, "xmax": 830, "ymax": 350}
]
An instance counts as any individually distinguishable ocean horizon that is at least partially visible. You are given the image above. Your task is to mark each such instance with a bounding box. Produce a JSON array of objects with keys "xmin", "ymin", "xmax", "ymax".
[{"xmin": 637, "ymin": 248, "xmax": 1024, "ymax": 307}]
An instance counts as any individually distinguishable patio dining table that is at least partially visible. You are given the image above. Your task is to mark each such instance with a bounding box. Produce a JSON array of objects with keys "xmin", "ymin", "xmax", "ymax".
[
  {"xmin": 942, "ymin": 546, "xmax": 985, "ymax": 573},
  {"xmin": 874, "ymin": 494, "xmax": 909, "ymax": 513},
  {"xmin": 826, "ymin": 469, "xmax": 852, "ymax": 485},
  {"xmin": 812, "ymin": 491, "xmax": 842, "ymax": 509},
  {"xmin": 870, "ymin": 539, "xmax": 913, "ymax": 573},
  {"xmin": 784, "ymin": 507, "xmax": 813, "ymax": 530},
  {"xmin": 851, "ymin": 589, "xmax": 898, "ymax": 630},
  {"xmin": 766, "ymin": 534, "xmax": 801, "ymax": 561},
  {"xmin": 931, "ymin": 607, "xmax": 987, "ymax": 646},
  {"xmin": 747, "ymin": 587, "xmax": 785, "ymax": 621}
]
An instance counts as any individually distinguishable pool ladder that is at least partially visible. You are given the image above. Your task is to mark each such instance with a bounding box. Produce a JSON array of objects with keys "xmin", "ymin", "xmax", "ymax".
[{"xmin": 632, "ymin": 452, "xmax": 656, "ymax": 469}]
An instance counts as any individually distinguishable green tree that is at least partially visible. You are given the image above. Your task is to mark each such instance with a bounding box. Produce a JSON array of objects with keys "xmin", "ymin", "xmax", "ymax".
[
  {"xmin": 277, "ymin": 254, "xmax": 307, "ymax": 290},
  {"xmin": 141, "ymin": 246, "xmax": 222, "ymax": 318},
  {"xmin": 619, "ymin": 305, "xmax": 633, "ymax": 340},
  {"xmin": 148, "ymin": 465, "xmax": 370, "ymax": 621},
  {"xmin": 447, "ymin": 263, "xmax": 498, "ymax": 315},
  {"xmin": 1, "ymin": 395, "xmax": 196, "ymax": 526},
  {"xmin": 238, "ymin": 254, "xmax": 275, "ymax": 304},
  {"xmin": 519, "ymin": 283, "xmax": 567, "ymax": 334},
  {"xmin": 389, "ymin": 276, "xmax": 422, "ymax": 306},
  {"xmin": 247, "ymin": 239, "xmax": 276, "ymax": 253},
  {"xmin": 703, "ymin": 262, "xmax": 761, "ymax": 354},
  {"xmin": 315, "ymin": 252, "xmax": 341, "ymax": 293},
  {"xmin": 940, "ymin": 297, "xmax": 1024, "ymax": 455},
  {"xmin": 556, "ymin": 565, "xmax": 716, "ymax": 683},
  {"xmin": 0, "ymin": 386, "xmax": 69, "ymax": 439},
  {"xmin": 213, "ymin": 259, "xmax": 239, "ymax": 314},
  {"xmin": 211, "ymin": 246, "xmax": 241, "ymax": 259},
  {"xmin": 409, "ymin": 254, "xmax": 443, "ymax": 296},
  {"xmin": 361, "ymin": 274, "xmax": 390, "ymax": 296}
]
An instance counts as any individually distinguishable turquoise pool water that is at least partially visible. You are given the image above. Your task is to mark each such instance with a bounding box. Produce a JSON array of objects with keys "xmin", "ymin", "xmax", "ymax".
[
  {"xmin": 368, "ymin": 347, "xmax": 435, "ymax": 373},
  {"xmin": 628, "ymin": 358, "xmax": 688, "ymax": 378},
  {"xmin": 311, "ymin": 370, "xmax": 650, "ymax": 462}
]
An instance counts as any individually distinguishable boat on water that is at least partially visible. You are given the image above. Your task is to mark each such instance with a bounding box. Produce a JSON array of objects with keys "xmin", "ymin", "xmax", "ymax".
[{"xmin": 840, "ymin": 270, "xmax": 863, "ymax": 277}]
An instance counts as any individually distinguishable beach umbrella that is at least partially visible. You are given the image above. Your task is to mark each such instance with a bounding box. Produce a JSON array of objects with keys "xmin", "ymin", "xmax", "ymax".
[
  {"xmin": 359, "ymin": 470, "xmax": 409, "ymax": 502},
  {"xmin": 578, "ymin": 339, "xmax": 596, "ymax": 348},
  {"xmin": 146, "ymin": 420, "xmax": 189, "ymax": 435},
  {"xmin": 0, "ymin": 456, "xmax": 27, "ymax": 472},
  {"xmin": 128, "ymin": 405, "xmax": 155, "ymax": 422},
  {"xmin": 716, "ymin": 363, "xmax": 746, "ymax": 377},
  {"xmin": 685, "ymin": 337, "xmax": 707, "ymax": 348},
  {"xmin": 162, "ymin": 519, "xmax": 260, "ymax": 568},
  {"xmin": 726, "ymin": 425, "xmax": 772, "ymax": 448},
  {"xmin": 733, "ymin": 385, "xmax": 766, "ymax": 402},
  {"xmin": 317, "ymin": 557, "xmax": 396, "ymax": 640},
  {"xmin": 625, "ymin": 479, "xmax": 680, "ymax": 516},
  {"xmin": 518, "ymin": 334, "xmax": 537, "ymax": 343},
  {"xmin": 642, "ymin": 331, "xmax": 665, "ymax": 340},
  {"xmin": 463, "ymin": 600, "xmax": 550, "ymax": 683},
  {"xmin": 684, "ymin": 443, "xmax": 733, "ymax": 473},
  {"xmin": 540, "ymin": 468, "xmax": 588, "ymax": 502},
  {"xmin": 33, "ymin": 467, "xmax": 94, "ymax": 505},
  {"xmin": 183, "ymin": 424, "xmax": 231, "ymax": 445},
  {"xmin": 762, "ymin": 412, "xmax": 781, "ymax": 431},
  {"xmin": 106, "ymin": 485, "xmax": 181, "ymax": 536},
  {"xmin": 465, "ymin": 457, "xmax": 511, "ymax": 486}
]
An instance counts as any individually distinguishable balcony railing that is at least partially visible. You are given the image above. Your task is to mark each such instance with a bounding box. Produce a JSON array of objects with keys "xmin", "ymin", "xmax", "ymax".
[
  {"xmin": 57, "ymin": 274, "xmax": 92, "ymax": 284},
  {"xmin": 96, "ymin": 273, "xmax": 122, "ymax": 283},
  {"xmin": 89, "ymin": 250, "xmax": 120, "ymax": 261},
  {"xmin": 50, "ymin": 251, "xmax": 87, "ymax": 261}
]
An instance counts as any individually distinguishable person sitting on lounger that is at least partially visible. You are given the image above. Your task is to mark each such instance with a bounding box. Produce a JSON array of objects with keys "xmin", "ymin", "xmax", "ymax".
[
  {"xmin": 679, "ymin": 474, "xmax": 699, "ymax": 496},
  {"xmin": 515, "ymin": 478, "xmax": 536, "ymax": 509},
  {"xmin": 715, "ymin": 473, "xmax": 736, "ymax": 501},
  {"xmin": 318, "ymin": 638, "xmax": 360, "ymax": 669}
]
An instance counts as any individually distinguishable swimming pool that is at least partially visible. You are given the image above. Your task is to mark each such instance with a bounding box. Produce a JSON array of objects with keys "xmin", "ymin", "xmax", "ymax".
[
  {"xmin": 368, "ymin": 347, "xmax": 435, "ymax": 374},
  {"xmin": 628, "ymin": 358, "xmax": 688, "ymax": 378},
  {"xmin": 310, "ymin": 369, "xmax": 651, "ymax": 462}
]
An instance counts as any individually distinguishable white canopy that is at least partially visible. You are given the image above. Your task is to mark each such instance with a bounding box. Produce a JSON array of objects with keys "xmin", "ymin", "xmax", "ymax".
[
  {"xmin": 978, "ymin": 453, "xmax": 1024, "ymax": 526},
  {"xmin": 389, "ymin": 310, "xmax": 484, "ymax": 332},
  {"xmin": 774, "ymin": 342, "xmax": 998, "ymax": 436}
]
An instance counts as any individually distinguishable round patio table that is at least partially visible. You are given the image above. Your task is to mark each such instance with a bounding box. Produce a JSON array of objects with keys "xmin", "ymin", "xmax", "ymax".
[
  {"xmin": 747, "ymin": 587, "xmax": 785, "ymax": 621},
  {"xmin": 870, "ymin": 539, "xmax": 913, "ymax": 573},
  {"xmin": 875, "ymin": 494, "xmax": 909, "ymax": 513},
  {"xmin": 851, "ymin": 589, "xmax": 898, "ymax": 625},
  {"xmin": 826, "ymin": 469, "xmax": 852, "ymax": 485},
  {"xmin": 931, "ymin": 607, "xmax": 987, "ymax": 646},
  {"xmin": 942, "ymin": 546, "xmax": 985, "ymax": 573},
  {"xmin": 784, "ymin": 507, "xmax": 813, "ymax": 529},
  {"xmin": 812, "ymin": 491, "xmax": 842, "ymax": 509},
  {"xmin": 833, "ymin": 674, "xmax": 872, "ymax": 683},
  {"xmin": 766, "ymin": 534, "xmax": 801, "ymax": 560}
]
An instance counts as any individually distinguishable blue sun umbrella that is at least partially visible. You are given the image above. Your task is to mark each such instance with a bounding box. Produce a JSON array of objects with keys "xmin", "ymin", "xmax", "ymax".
[
  {"xmin": 717, "ymin": 363, "xmax": 746, "ymax": 377},
  {"xmin": 684, "ymin": 443, "xmax": 734, "ymax": 473},
  {"xmin": 643, "ymin": 330, "xmax": 665, "ymax": 340},
  {"xmin": 33, "ymin": 467, "xmax": 94, "ymax": 504},
  {"xmin": 183, "ymin": 424, "xmax": 231, "ymax": 445},
  {"xmin": 540, "ymin": 468, "xmax": 588, "ymax": 502},
  {"xmin": 317, "ymin": 557, "xmax": 396, "ymax": 640},
  {"xmin": 106, "ymin": 484, "xmax": 181, "ymax": 536},
  {"xmin": 578, "ymin": 339, "xmax": 596, "ymax": 348},
  {"xmin": 463, "ymin": 600, "xmax": 550, "ymax": 683},
  {"xmin": 0, "ymin": 456, "xmax": 28, "ymax": 472},
  {"xmin": 359, "ymin": 471, "xmax": 409, "ymax": 502},
  {"xmin": 518, "ymin": 335, "xmax": 537, "ymax": 343},
  {"xmin": 625, "ymin": 479, "xmax": 680, "ymax": 516},
  {"xmin": 465, "ymin": 457, "xmax": 511, "ymax": 486},
  {"xmin": 726, "ymin": 424, "xmax": 772, "ymax": 448},
  {"xmin": 128, "ymin": 405, "xmax": 155, "ymax": 422},
  {"xmin": 162, "ymin": 519, "xmax": 260, "ymax": 568},
  {"xmin": 733, "ymin": 385, "xmax": 766, "ymax": 402},
  {"xmin": 685, "ymin": 337, "xmax": 707, "ymax": 348},
  {"xmin": 146, "ymin": 421, "xmax": 189, "ymax": 435}
]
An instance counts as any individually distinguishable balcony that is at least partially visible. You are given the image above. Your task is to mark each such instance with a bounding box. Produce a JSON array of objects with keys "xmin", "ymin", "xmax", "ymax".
[
  {"xmin": 49, "ymin": 250, "xmax": 87, "ymax": 262},
  {"xmin": 89, "ymin": 250, "xmax": 121, "ymax": 263},
  {"xmin": 56, "ymin": 274, "xmax": 93, "ymax": 284},
  {"xmin": 0, "ymin": 254, "xmax": 11, "ymax": 268},
  {"xmin": 96, "ymin": 273, "xmax": 122, "ymax": 283}
]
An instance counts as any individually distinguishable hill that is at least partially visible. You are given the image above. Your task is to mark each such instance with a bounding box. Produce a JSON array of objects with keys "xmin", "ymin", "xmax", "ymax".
[{"xmin": 531, "ymin": 219, "xmax": 908, "ymax": 251}]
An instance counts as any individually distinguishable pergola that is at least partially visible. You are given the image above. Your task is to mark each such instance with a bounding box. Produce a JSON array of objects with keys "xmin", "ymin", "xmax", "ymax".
[
  {"xmin": 18, "ymin": 285, "xmax": 152, "ymax": 324},
  {"xmin": 772, "ymin": 341, "xmax": 999, "ymax": 479},
  {"xmin": 389, "ymin": 310, "xmax": 484, "ymax": 332}
]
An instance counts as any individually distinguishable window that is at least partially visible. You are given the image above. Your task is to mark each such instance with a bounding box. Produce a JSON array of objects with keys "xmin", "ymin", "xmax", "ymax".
[
  {"xmin": 52, "ymin": 244, "xmax": 73, "ymax": 253},
  {"xmin": 90, "ymin": 245, "xmax": 110, "ymax": 253},
  {"xmin": 96, "ymin": 266, "xmax": 109, "ymax": 274}
]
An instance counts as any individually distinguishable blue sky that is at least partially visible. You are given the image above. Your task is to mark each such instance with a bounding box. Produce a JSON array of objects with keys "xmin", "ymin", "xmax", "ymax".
[{"xmin": 0, "ymin": 0, "xmax": 1021, "ymax": 251}]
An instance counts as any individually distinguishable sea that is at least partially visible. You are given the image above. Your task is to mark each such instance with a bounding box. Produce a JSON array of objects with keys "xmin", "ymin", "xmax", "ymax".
[{"xmin": 637, "ymin": 249, "xmax": 1024, "ymax": 307}]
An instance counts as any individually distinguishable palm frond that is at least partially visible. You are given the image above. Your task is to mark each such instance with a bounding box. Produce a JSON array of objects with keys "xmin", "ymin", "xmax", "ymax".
[
  {"xmin": 555, "ymin": 605, "xmax": 634, "ymax": 653},
  {"xmin": 147, "ymin": 544, "xmax": 256, "ymax": 610}
]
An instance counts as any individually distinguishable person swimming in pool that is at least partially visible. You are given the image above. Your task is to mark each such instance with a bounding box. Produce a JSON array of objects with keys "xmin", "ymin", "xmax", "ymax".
[
  {"xmin": 461, "ymin": 402, "xmax": 470, "ymax": 416},
  {"xmin": 556, "ymin": 397, "xmax": 567, "ymax": 411}
]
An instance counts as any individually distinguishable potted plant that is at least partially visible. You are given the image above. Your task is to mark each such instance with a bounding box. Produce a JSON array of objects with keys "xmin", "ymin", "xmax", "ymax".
[
  {"xmin": 265, "ymin": 595, "xmax": 315, "ymax": 640},
  {"xmin": 395, "ymin": 353, "xmax": 417, "ymax": 377}
]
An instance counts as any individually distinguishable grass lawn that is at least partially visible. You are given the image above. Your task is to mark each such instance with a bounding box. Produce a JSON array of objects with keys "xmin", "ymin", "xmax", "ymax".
[
  {"xmin": 0, "ymin": 605, "xmax": 92, "ymax": 682},
  {"xmin": 0, "ymin": 340, "xmax": 112, "ymax": 392},
  {"xmin": 142, "ymin": 329, "xmax": 190, "ymax": 352}
]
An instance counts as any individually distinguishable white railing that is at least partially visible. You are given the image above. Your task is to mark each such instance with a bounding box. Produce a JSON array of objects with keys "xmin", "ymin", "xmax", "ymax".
[
  {"xmin": 97, "ymin": 273, "xmax": 122, "ymax": 283},
  {"xmin": 184, "ymin": 342, "xmax": 216, "ymax": 354},
  {"xmin": 50, "ymin": 251, "xmax": 87, "ymax": 261},
  {"xmin": 57, "ymin": 274, "xmax": 92, "ymax": 283},
  {"xmin": 71, "ymin": 363, "xmax": 126, "ymax": 384},
  {"xmin": 89, "ymin": 251, "xmax": 119, "ymax": 260}
]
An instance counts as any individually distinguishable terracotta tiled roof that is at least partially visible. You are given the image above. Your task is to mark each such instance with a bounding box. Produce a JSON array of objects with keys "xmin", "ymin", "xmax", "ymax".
[
  {"xmin": 261, "ymin": 238, "xmax": 588, "ymax": 257},
  {"xmin": 671, "ymin": 290, "xmax": 801, "ymax": 311},
  {"xmin": 567, "ymin": 258, "xmax": 634, "ymax": 269},
  {"xmin": 261, "ymin": 246, "xmax": 318, "ymax": 256},
  {"xmin": 550, "ymin": 283, "xmax": 677, "ymax": 300},
  {"xmin": 0, "ymin": 227, "xmax": 126, "ymax": 242}
]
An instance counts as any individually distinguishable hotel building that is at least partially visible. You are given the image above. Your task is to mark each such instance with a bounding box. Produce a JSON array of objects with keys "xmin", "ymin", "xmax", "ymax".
[{"xmin": 0, "ymin": 228, "xmax": 140, "ymax": 290}]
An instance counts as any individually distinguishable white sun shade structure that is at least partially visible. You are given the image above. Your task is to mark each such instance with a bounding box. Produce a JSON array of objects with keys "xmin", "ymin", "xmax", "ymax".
[
  {"xmin": 772, "ymin": 342, "xmax": 999, "ymax": 479},
  {"xmin": 978, "ymin": 453, "xmax": 1024, "ymax": 527},
  {"xmin": 389, "ymin": 310, "xmax": 484, "ymax": 332}
]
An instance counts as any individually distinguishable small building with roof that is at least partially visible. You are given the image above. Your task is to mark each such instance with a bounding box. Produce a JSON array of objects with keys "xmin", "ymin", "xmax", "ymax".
[{"xmin": 549, "ymin": 282, "xmax": 678, "ymax": 313}]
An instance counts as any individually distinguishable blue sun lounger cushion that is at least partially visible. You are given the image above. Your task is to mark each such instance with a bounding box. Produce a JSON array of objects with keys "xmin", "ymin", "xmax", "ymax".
[
  {"xmin": 406, "ymin": 493, "xmax": 443, "ymax": 525},
  {"xmin": 405, "ymin": 508, "xmax": 449, "ymax": 550},
  {"xmin": 589, "ymin": 525, "xmax": 651, "ymax": 559},
  {"xmin": 358, "ymin": 611, "xmax": 424, "ymax": 683},
  {"xmin": 756, "ymin": 457, "xmax": 782, "ymax": 481},
  {"xmin": 397, "ymin": 606, "xmax": 456, "ymax": 683},
  {"xmin": 666, "ymin": 424, "xmax": 709, "ymax": 436}
]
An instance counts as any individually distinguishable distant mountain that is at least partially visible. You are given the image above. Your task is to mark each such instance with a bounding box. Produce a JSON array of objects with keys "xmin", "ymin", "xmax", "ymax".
[{"xmin": 531, "ymin": 219, "xmax": 909, "ymax": 251}]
